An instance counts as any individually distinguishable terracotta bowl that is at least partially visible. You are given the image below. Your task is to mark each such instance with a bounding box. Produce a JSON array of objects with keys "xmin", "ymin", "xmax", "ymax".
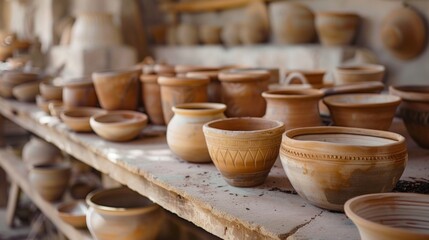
[
  {"xmin": 280, "ymin": 126, "xmax": 407, "ymax": 211},
  {"xmin": 29, "ymin": 163, "xmax": 71, "ymax": 202},
  {"xmin": 57, "ymin": 200, "xmax": 88, "ymax": 228},
  {"xmin": 36, "ymin": 95, "xmax": 62, "ymax": 114},
  {"xmin": 90, "ymin": 111, "xmax": 148, "ymax": 142},
  {"xmin": 345, "ymin": 193, "xmax": 429, "ymax": 240},
  {"xmin": 334, "ymin": 64, "xmax": 385, "ymax": 85},
  {"xmin": 323, "ymin": 93, "xmax": 401, "ymax": 130},
  {"xmin": 61, "ymin": 107, "xmax": 106, "ymax": 132},
  {"xmin": 86, "ymin": 187, "xmax": 164, "ymax": 240},
  {"xmin": 12, "ymin": 81, "xmax": 40, "ymax": 102},
  {"xmin": 389, "ymin": 85, "xmax": 429, "ymax": 148},
  {"xmin": 40, "ymin": 78, "xmax": 62, "ymax": 101},
  {"xmin": 203, "ymin": 118, "xmax": 285, "ymax": 187}
]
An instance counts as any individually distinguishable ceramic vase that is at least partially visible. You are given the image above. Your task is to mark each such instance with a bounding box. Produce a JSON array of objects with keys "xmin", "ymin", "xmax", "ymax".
[{"xmin": 29, "ymin": 163, "xmax": 71, "ymax": 202}]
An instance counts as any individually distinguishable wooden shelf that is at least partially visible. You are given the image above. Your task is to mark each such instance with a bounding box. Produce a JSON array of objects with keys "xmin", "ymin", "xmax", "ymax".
[
  {"xmin": 0, "ymin": 148, "xmax": 92, "ymax": 240},
  {"xmin": 160, "ymin": 0, "xmax": 266, "ymax": 13},
  {"xmin": 0, "ymin": 98, "xmax": 428, "ymax": 239}
]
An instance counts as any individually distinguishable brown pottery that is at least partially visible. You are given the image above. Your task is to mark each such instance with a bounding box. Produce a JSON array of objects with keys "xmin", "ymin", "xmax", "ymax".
[
  {"xmin": 12, "ymin": 81, "xmax": 40, "ymax": 102},
  {"xmin": 48, "ymin": 101, "xmax": 64, "ymax": 117},
  {"xmin": 167, "ymin": 103, "xmax": 226, "ymax": 163},
  {"xmin": 61, "ymin": 107, "xmax": 107, "ymax": 132},
  {"xmin": 40, "ymin": 78, "xmax": 62, "ymax": 101},
  {"xmin": 283, "ymin": 69, "xmax": 326, "ymax": 85},
  {"xmin": 1, "ymin": 70, "xmax": 39, "ymax": 86},
  {"xmin": 140, "ymin": 74, "xmax": 168, "ymax": 125},
  {"xmin": 280, "ymin": 126, "xmax": 407, "ymax": 211},
  {"xmin": 228, "ymin": 67, "xmax": 280, "ymax": 84},
  {"xmin": 176, "ymin": 24, "xmax": 199, "ymax": 46},
  {"xmin": 92, "ymin": 68, "xmax": 141, "ymax": 110},
  {"xmin": 86, "ymin": 187, "xmax": 164, "ymax": 240},
  {"xmin": 203, "ymin": 118, "xmax": 285, "ymax": 187},
  {"xmin": 186, "ymin": 71, "xmax": 221, "ymax": 103},
  {"xmin": 174, "ymin": 65, "xmax": 219, "ymax": 76},
  {"xmin": 199, "ymin": 25, "xmax": 221, "ymax": 45},
  {"xmin": 29, "ymin": 163, "xmax": 71, "ymax": 202},
  {"xmin": 56, "ymin": 78, "xmax": 98, "ymax": 108},
  {"xmin": 57, "ymin": 200, "xmax": 88, "ymax": 228},
  {"xmin": 36, "ymin": 95, "xmax": 62, "ymax": 114},
  {"xmin": 334, "ymin": 64, "xmax": 385, "ymax": 85},
  {"xmin": 345, "ymin": 193, "xmax": 429, "ymax": 240},
  {"xmin": 315, "ymin": 12, "xmax": 360, "ymax": 46},
  {"xmin": 22, "ymin": 137, "xmax": 62, "ymax": 169}
]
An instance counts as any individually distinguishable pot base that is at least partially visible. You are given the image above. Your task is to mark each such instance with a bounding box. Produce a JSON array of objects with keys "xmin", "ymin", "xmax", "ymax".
[{"xmin": 221, "ymin": 171, "xmax": 269, "ymax": 187}]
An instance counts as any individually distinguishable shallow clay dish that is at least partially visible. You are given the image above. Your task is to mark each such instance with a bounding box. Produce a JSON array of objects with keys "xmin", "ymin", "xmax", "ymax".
[
  {"xmin": 280, "ymin": 126, "xmax": 407, "ymax": 211},
  {"xmin": 57, "ymin": 200, "xmax": 88, "ymax": 228},
  {"xmin": 345, "ymin": 193, "xmax": 429, "ymax": 240},
  {"xmin": 90, "ymin": 111, "xmax": 148, "ymax": 142},
  {"xmin": 323, "ymin": 93, "xmax": 401, "ymax": 130},
  {"xmin": 334, "ymin": 64, "xmax": 385, "ymax": 85},
  {"xmin": 203, "ymin": 118, "xmax": 285, "ymax": 187},
  {"xmin": 61, "ymin": 107, "xmax": 106, "ymax": 132}
]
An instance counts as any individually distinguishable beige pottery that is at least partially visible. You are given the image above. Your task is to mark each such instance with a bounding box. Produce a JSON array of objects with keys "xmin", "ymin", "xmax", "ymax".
[
  {"xmin": 22, "ymin": 137, "xmax": 62, "ymax": 169},
  {"xmin": 218, "ymin": 70, "xmax": 270, "ymax": 117},
  {"xmin": 59, "ymin": 78, "xmax": 98, "ymax": 108},
  {"xmin": 176, "ymin": 24, "xmax": 199, "ymax": 46},
  {"xmin": 316, "ymin": 12, "xmax": 360, "ymax": 46},
  {"xmin": 158, "ymin": 76, "xmax": 209, "ymax": 124},
  {"xmin": 167, "ymin": 103, "xmax": 226, "ymax": 163},
  {"xmin": 203, "ymin": 118, "xmax": 285, "ymax": 187},
  {"xmin": 334, "ymin": 64, "xmax": 385, "ymax": 85},
  {"xmin": 86, "ymin": 187, "xmax": 164, "ymax": 240},
  {"xmin": 345, "ymin": 193, "xmax": 429, "ymax": 240},
  {"xmin": 29, "ymin": 163, "xmax": 71, "ymax": 202},
  {"xmin": 92, "ymin": 68, "xmax": 141, "ymax": 111},
  {"xmin": 280, "ymin": 126, "xmax": 407, "ymax": 211},
  {"xmin": 60, "ymin": 107, "xmax": 107, "ymax": 132},
  {"xmin": 221, "ymin": 23, "xmax": 240, "ymax": 46},
  {"xmin": 262, "ymin": 89, "xmax": 323, "ymax": 130}
]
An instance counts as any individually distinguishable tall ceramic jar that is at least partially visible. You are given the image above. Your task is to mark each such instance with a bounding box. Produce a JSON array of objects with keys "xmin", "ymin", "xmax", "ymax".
[
  {"xmin": 22, "ymin": 137, "xmax": 62, "ymax": 169},
  {"xmin": 157, "ymin": 76, "xmax": 209, "ymax": 124},
  {"xmin": 262, "ymin": 89, "xmax": 323, "ymax": 130},
  {"xmin": 218, "ymin": 70, "xmax": 270, "ymax": 117},
  {"xmin": 316, "ymin": 12, "xmax": 360, "ymax": 46},
  {"xmin": 59, "ymin": 78, "xmax": 98, "ymax": 108},
  {"xmin": 92, "ymin": 68, "xmax": 141, "ymax": 110},
  {"xmin": 167, "ymin": 103, "xmax": 226, "ymax": 163}
]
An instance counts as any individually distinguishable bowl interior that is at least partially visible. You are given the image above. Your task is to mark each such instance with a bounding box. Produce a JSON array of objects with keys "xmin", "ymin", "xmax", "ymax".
[
  {"xmin": 325, "ymin": 94, "xmax": 400, "ymax": 106},
  {"xmin": 64, "ymin": 108, "xmax": 102, "ymax": 118},
  {"xmin": 89, "ymin": 188, "xmax": 153, "ymax": 209},
  {"xmin": 207, "ymin": 118, "xmax": 280, "ymax": 131},
  {"xmin": 294, "ymin": 133, "xmax": 397, "ymax": 146},
  {"xmin": 94, "ymin": 112, "xmax": 145, "ymax": 124}
]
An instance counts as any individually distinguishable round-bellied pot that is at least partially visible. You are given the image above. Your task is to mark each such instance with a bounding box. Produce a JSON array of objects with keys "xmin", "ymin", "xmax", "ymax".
[
  {"xmin": 334, "ymin": 64, "xmax": 385, "ymax": 85},
  {"xmin": 90, "ymin": 111, "xmax": 148, "ymax": 142},
  {"xmin": 140, "ymin": 74, "xmax": 168, "ymax": 125},
  {"xmin": 158, "ymin": 76, "xmax": 209, "ymax": 124},
  {"xmin": 262, "ymin": 89, "xmax": 323, "ymax": 130},
  {"xmin": 203, "ymin": 118, "xmax": 285, "ymax": 187},
  {"xmin": 186, "ymin": 71, "xmax": 221, "ymax": 103},
  {"xmin": 12, "ymin": 81, "xmax": 40, "ymax": 102},
  {"xmin": 167, "ymin": 103, "xmax": 226, "ymax": 163},
  {"xmin": 57, "ymin": 78, "xmax": 98, "ymax": 108},
  {"xmin": 57, "ymin": 200, "xmax": 88, "ymax": 229},
  {"xmin": 280, "ymin": 126, "xmax": 407, "ymax": 211},
  {"xmin": 344, "ymin": 193, "xmax": 429, "ymax": 240},
  {"xmin": 61, "ymin": 107, "xmax": 107, "ymax": 132},
  {"xmin": 92, "ymin": 68, "xmax": 141, "ymax": 110},
  {"xmin": 389, "ymin": 85, "xmax": 429, "ymax": 148},
  {"xmin": 40, "ymin": 78, "xmax": 62, "ymax": 101},
  {"xmin": 218, "ymin": 70, "xmax": 270, "ymax": 117},
  {"xmin": 323, "ymin": 93, "xmax": 401, "ymax": 130},
  {"xmin": 29, "ymin": 163, "xmax": 71, "ymax": 202},
  {"xmin": 86, "ymin": 187, "xmax": 164, "ymax": 240},
  {"xmin": 22, "ymin": 137, "xmax": 62, "ymax": 169},
  {"xmin": 315, "ymin": 12, "xmax": 360, "ymax": 46}
]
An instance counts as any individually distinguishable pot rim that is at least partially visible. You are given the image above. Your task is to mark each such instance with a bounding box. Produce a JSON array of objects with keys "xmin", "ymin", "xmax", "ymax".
[
  {"xmin": 157, "ymin": 76, "xmax": 210, "ymax": 86},
  {"xmin": 90, "ymin": 110, "xmax": 148, "ymax": 128},
  {"xmin": 203, "ymin": 117, "xmax": 285, "ymax": 136},
  {"xmin": 172, "ymin": 102, "xmax": 226, "ymax": 116},
  {"xmin": 154, "ymin": 64, "xmax": 175, "ymax": 74},
  {"xmin": 389, "ymin": 85, "xmax": 429, "ymax": 102},
  {"xmin": 335, "ymin": 64, "xmax": 385, "ymax": 74},
  {"xmin": 344, "ymin": 193, "xmax": 429, "ymax": 238},
  {"xmin": 316, "ymin": 12, "xmax": 359, "ymax": 18},
  {"xmin": 262, "ymin": 89, "xmax": 324, "ymax": 99},
  {"xmin": 186, "ymin": 71, "xmax": 219, "ymax": 81},
  {"xmin": 54, "ymin": 77, "xmax": 93, "ymax": 88},
  {"xmin": 92, "ymin": 66, "xmax": 141, "ymax": 79},
  {"xmin": 61, "ymin": 107, "xmax": 106, "ymax": 120},
  {"xmin": 323, "ymin": 93, "xmax": 401, "ymax": 108},
  {"xmin": 285, "ymin": 69, "xmax": 326, "ymax": 76},
  {"xmin": 175, "ymin": 65, "xmax": 220, "ymax": 73},
  {"xmin": 218, "ymin": 70, "xmax": 271, "ymax": 82}
]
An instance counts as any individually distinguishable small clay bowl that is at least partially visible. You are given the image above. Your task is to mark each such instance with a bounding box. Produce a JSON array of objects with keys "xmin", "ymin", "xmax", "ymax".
[
  {"xmin": 57, "ymin": 200, "xmax": 88, "ymax": 228},
  {"xmin": 345, "ymin": 193, "xmax": 429, "ymax": 240},
  {"xmin": 90, "ymin": 111, "xmax": 148, "ymax": 142},
  {"xmin": 334, "ymin": 64, "xmax": 385, "ymax": 85},
  {"xmin": 40, "ymin": 78, "xmax": 62, "ymax": 101},
  {"xmin": 36, "ymin": 95, "xmax": 62, "ymax": 114},
  {"xmin": 280, "ymin": 126, "xmax": 407, "ymax": 211},
  {"xmin": 203, "ymin": 117, "xmax": 285, "ymax": 187},
  {"xmin": 12, "ymin": 81, "xmax": 40, "ymax": 102},
  {"xmin": 323, "ymin": 93, "xmax": 401, "ymax": 130},
  {"xmin": 61, "ymin": 107, "xmax": 107, "ymax": 132}
]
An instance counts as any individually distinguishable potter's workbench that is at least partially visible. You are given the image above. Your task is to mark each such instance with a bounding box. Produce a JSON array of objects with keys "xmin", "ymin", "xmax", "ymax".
[{"xmin": 0, "ymin": 97, "xmax": 428, "ymax": 240}]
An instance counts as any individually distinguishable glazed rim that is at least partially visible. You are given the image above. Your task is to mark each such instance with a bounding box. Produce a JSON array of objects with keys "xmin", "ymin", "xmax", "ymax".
[
  {"xmin": 172, "ymin": 103, "xmax": 226, "ymax": 116},
  {"xmin": 345, "ymin": 193, "xmax": 429, "ymax": 236},
  {"xmin": 157, "ymin": 76, "xmax": 210, "ymax": 86},
  {"xmin": 92, "ymin": 66, "xmax": 141, "ymax": 78},
  {"xmin": 323, "ymin": 93, "xmax": 401, "ymax": 108},
  {"xmin": 186, "ymin": 71, "xmax": 219, "ymax": 81},
  {"xmin": 336, "ymin": 64, "xmax": 385, "ymax": 74},
  {"xmin": 389, "ymin": 85, "xmax": 429, "ymax": 102},
  {"xmin": 86, "ymin": 187, "xmax": 159, "ymax": 215},
  {"xmin": 262, "ymin": 89, "xmax": 324, "ymax": 99},
  {"xmin": 317, "ymin": 12, "xmax": 359, "ymax": 18},
  {"xmin": 175, "ymin": 65, "xmax": 219, "ymax": 73},
  {"xmin": 53, "ymin": 77, "xmax": 93, "ymax": 88},
  {"xmin": 91, "ymin": 111, "xmax": 148, "ymax": 127},
  {"xmin": 203, "ymin": 117, "xmax": 285, "ymax": 137},
  {"xmin": 283, "ymin": 126, "xmax": 405, "ymax": 153},
  {"xmin": 61, "ymin": 107, "xmax": 106, "ymax": 119},
  {"xmin": 218, "ymin": 70, "xmax": 271, "ymax": 82}
]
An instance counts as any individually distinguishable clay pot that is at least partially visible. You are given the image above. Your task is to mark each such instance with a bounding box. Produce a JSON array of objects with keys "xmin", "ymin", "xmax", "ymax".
[
  {"xmin": 315, "ymin": 12, "xmax": 360, "ymax": 46},
  {"xmin": 283, "ymin": 69, "xmax": 326, "ymax": 85},
  {"xmin": 57, "ymin": 200, "xmax": 88, "ymax": 228},
  {"xmin": 1, "ymin": 70, "xmax": 39, "ymax": 87},
  {"xmin": 48, "ymin": 101, "xmax": 65, "ymax": 117},
  {"xmin": 262, "ymin": 89, "xmax": 323, "ymax": 130},
  {"xmin": 176, "ymin": 24, "xmax": 199, "ymax": 46},
  {"xmin": 153, "ymin": 64, "xmax": 175, "ymax": 75},
  {"xmin": 186, "ymin": 71, "xmax": 221, "ymax": 103},
  {"xmin": 280, "ymin": 126, "xmax": 407, "ymax": 211},
  {"xmin": 323, "ymin": 94, "xmax": 401, "ymax": 130},
  {"xmin": 29, "ymin": 163, "xmax": 71, "ymax": 202},
  {"xmin": 167, "ymin": 103, "xmax": 226, "ymax": 163},
  {"xmin": 57, "ymin": 78, "xmax": 98, "ymax": 108},
  {"xmin": 218, "ymin": 70, "xmax": 270, "ymax": 117},
  {"xmin": 40, "ymin": 78, "xmax": 62, "ymax": 101},
  {"xmin": 221, "ymin": 23, "xmax": 240, "ymax": 46},
  {"xmin": 269, "ymin": 2, "xmax": 315, "ymax": 44},
  {"xmin": 36, "ymin": 95, "xmax": 62, "ymax": 114},
  {"xmin": 92, "ymin": 68, "xmax": 141, "ymax": 111},
  {"xmin": 12, "ymin": 81, "xmax": 40, "ymax": 102},
  {"xmin": 158, "ymin": 76, "xmax": 209, "ymax": 124},
  {"xmin": 61, "ymin": 107, "xmax": 107, "ymax": 132},
  {"xmin": 389, "ymin": 85, "xmax": 429, "ymax": 148},
  {"xmin": 86, "ymin": 187, "xmax": 164, "ymax": 240},
  {"xmin": 90, "ymin": 111, "xmax": 148, "ymax": 142},
  {"xmin": 140, "ymin": 74, "xmax": 167, "ymax": 125},
  {"xmin": 174, "ymin": 65, "xmax": 219, "ymax": 76},
  {"xmin": 229, "ymin": 67, "xmax": 280, "ymax": 84},
  {"xmin": 334, "ymin": 64, "xmax": 385, "ymax": 85},
  {"xmin": 345, "ymin": 193, "xmax": 429, "ymax": 240},
  {"xmin": 199, "ymin": 25, "xmax": 221, "ymax": 44},
  {"xmin": 239, "ymin": 24, "xmax": 267, "ymax": 45},
  {"xmin": 22, "ymin": 137, "xmax": 62, "ymax": 169},
  {"xmin": 203, "ymin": 118, "xmax": 285, "ymax": 187},
  {"xmin": 0, "ymin": 81, "xmax": 14, "ymax": 98}
]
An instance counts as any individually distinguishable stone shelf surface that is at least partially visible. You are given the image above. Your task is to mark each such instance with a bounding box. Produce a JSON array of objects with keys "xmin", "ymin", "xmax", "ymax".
[{"xmin": 0, "ymin": 98, "xmax": 428, "ymax": 239}]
